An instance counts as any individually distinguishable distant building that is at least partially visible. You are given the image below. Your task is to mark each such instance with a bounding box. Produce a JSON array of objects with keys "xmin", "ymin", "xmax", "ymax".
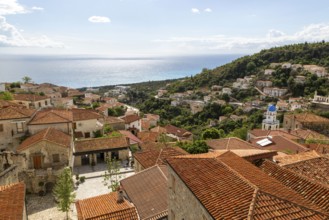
[
  {"xmin": 264, "ymin": 69, "xmax": 275, "ymax": 75},
  {"xmin": 256, "ymin": 80, "xmax": 273, "ymax": 88},
  {"xmin": 295, "ymin": 75, "xmax": 306, "ymax": 84},
  {"xmin": 0, "ymin": 83, "xmax": 5, "ymax": 92},
  {"xmin": 304, "ymin": 65, "xmax": 328, "ymax": 77},
  {"xmin": 263, "ymin": 87, "xmax": 287, "ymax": 97},
  {"xmin": 262, "ymin": 105, "xmax": 280, "ymax": 130}
]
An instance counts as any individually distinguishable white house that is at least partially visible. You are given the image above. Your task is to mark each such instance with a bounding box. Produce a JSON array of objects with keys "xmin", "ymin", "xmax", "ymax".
[
  {"xmin": 264, "ymin": 69, "xmax": 275, "ymax": 75},
  {"xmin": 263, "ymin": 87, "xmax": 287, "ymax": 97},
  {"xmin": 0, "ymin": 83, "xmax": 5, "ymax": 92}
]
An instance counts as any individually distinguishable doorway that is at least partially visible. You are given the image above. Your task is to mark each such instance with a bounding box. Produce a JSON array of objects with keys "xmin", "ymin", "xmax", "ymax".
[
  {"xmin": 33, "ymin": 155, "xmax": 42, "ymax": 169},
  {"xmin": 81, "ymin": 154, "xmax": 90, "ymax": 165}
]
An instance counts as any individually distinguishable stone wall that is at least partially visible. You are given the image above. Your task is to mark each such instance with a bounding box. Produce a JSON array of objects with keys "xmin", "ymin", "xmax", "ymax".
[
  {"xmin": 0, "ymin": 165, "xmax": 18, "ymax": 186},
  {"xmin": 0, "ymin": 119, "xmax": 28, "ymax": 150},
  {"xmin": 28, "ymin": 123, "xmax": 72, "ymax": 135},
  {"xmin": 168, "ymin": 166, "xmax": 213, "ymax": 220}
]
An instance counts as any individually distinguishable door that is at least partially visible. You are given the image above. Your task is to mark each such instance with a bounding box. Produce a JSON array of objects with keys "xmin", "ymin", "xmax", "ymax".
[{"xmin": 33, "ymin": 155, "xmax": 42, "ymax": 169}]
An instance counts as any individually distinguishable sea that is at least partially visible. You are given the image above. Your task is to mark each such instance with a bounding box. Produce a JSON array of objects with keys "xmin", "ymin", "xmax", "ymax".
[{"xmin": 0, "ymin": 54, "xmax": 243, "ymax": 88}]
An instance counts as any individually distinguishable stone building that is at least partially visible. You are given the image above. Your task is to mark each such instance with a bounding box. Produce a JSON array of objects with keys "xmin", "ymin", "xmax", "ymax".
[
  {"xmin": 262, "ymin": 105, "xmax": 280, "ymax": 130},
  {"xmin": 166, "ymin": 151, "xmax": 329, "ymax": 219},
  {"xmin": 283, "ymin": 112, "xmax": 329, "ymax": 136},
  {"xmin": 12, "ymin": 94, "xmax": 52, "ymax": 109},
  {"xmin": 0, "ymin": 107, "xmax": 36, "ymax": 151},
  {"xmin": 263, "ymin": 87, "xmax": 287, "ymax": 97}
]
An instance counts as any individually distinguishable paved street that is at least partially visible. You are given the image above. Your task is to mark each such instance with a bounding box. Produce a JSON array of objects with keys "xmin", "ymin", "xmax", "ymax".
[{"xmin": 27, "ymin": 162, "xmax": 135, "ymax": 220}]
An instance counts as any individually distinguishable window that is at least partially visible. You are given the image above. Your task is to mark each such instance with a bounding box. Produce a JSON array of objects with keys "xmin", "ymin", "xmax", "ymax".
[
  {"xmin": 84, "ymin": 132, "xmax": 90, "ymax": 138},
  {"xmin": 171, "ymin": 174, "xmax": 176, "ymax": 193},
  {"xmin": 45, "ymin": 100, "xmax": 48, "ymax": 105},
  {"xmin": 52, "ymin": 154, "xmax": 60, "ymax": 163},
  {"xmin": 16, "ymin": 122, "xmax": 24, "ymax": 133},
  {"xmin": 0, "ymin": 124, "xmax": 3, "ymax": 132},
  {"xmin": 38, "ymin": 102, "xmax": 41, "ymax": 108}
]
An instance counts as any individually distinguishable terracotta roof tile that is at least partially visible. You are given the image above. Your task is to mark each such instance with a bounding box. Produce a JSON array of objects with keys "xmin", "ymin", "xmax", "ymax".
[
  {"xmin": 249, "ymin": 129, "xmax": 300, "ymax": 140},
  {"xmin": 259, "ymin": 160, "xmax": 329, "ymax": 213},
  {"xmin": 76, "ymin": 192, "xmax": 138, "ymax": 220},
  {"xmin": 29, "ymin": 109, "xmax": 72, "ymax": 124},
  {"xmin": 13, "ymin": 93, "xmax": 49, "ymax": 101},
  {"xmin": 274, "ymin": 150, "xmax": 321, "ymax": 165},
  {"xmin": 118, "ymin": 130, "xmax": 142, "ymax": 144},
  {"xmin": 0, "ymin": 182, "xmax": 25, "ymax": 220},
  {"xmin": 206, "ymin": 137, "xmax": 257, "ymax": 150},
  {"xmin": 74, "ymin": 136, "xmax": 129, "ymax": 154},
  {"xmin": 250, "ymin": 135, "xmax": 309, "ymax": 154},
  {"xmin": 0, "ymin": 106, "xmax": 35, "ymax": 120},
  {"xmin": 137, "ymin": 131, "xmax": 159, "ymax": 142},
  {"xmin": 17, "ymin": 127, "xmax": 71, "ymax": 152},
  {"xmin": 120, "ymin": 165, "xmax": 168, "ymax": 220},
  {"xmin": 290, "ymin": 129, "xmax": 329, "ymax": 140},
  {"xmin": 286, "ymin": 113, "xmax": 329, "ymax": 123},
  {"xmin": 150, "ymin": 126, "xmax": 167, "ymax": 134},
  {"xmin": 164, "ymin": 124, "xmax": 191, "ymax": 138},
  {"xmin": 120, "ymin": 114, "xmax": 140, "ymax": 124},
  {"xmin": 167, "ymin": 152, "xmax": 328, "ymax": 219},
  {"xmin": 134, "ymin": 146, "xmax": 188, "ymax": 169},
  {"xmin": 0, "ymin": 100, "xmax": 20, "ymax": 108},
  {"xmin": 72, "ymin": 109, "xmax": 102, "ymax": 121}
]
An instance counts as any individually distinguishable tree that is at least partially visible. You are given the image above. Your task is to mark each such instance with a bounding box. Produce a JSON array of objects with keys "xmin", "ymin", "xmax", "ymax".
[
  {"xmin": 103, "ymin": 158, "xmax": 121, "ymax": 192},
  {"xmin": 53, "ymin": 167, "xmax": 76, "ymax": 220},
  {"xmin": 177, "ymin": 140, "xmax": 209, "ymax": 154},
  {"xmin": 22, "ymin": 76, "xmax": 32, "ymax": 84},
  {"xmin": 201, "ymin": 128, "xmax": 221, "ymax": 140},
  {"xmin": 0, "ymin": 91, "xmax": 13, "ymax": 100}
]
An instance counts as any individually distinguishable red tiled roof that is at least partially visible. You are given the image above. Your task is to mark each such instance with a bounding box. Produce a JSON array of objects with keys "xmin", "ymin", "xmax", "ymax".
[
  {"xmin": 134, "ymin": 146, "xmax": 188, "ymax": 169},
  {"xmin": 164, "ymin": 124, "xmax": 191, "ymax": 138},
  {"xmin": 286, "ymin": 113, "xmax": 329, "ymax": 123},
  {"xmin": 250, "ymin": 135, "xmax": 309, "ymax": 154},
  {"xmin": 150, "ymin": 126, "xmax": 167, "ymax": 134},
  {"xmin": 290, "ymin": 129, "xmax": 329, "ymax": 140},
  {"xmin": 137, "ymin": 131, "xmax": 159, "ymax": 142},
  {"xmin": 0, "ymin": 182, "xmax": 25, "ymax": 220},
  {"xmin": 76, "ymin": 192, "xmax": 138, "ymax": 220},
  {"xmin": 17, "ymin": 127, "xmax": 71, "ymax": 152},
  {"xmin": 72, "ymin": 109, "xmax": 102, "ymax": 121},
  {"xmin": 274, "ymin": 150, "xmax": 321, "ymax": 165},
  {"xmin": 120, "ymin": 165, "xmax": 168, "ymax": 220},
  {"xmin": 259, "ymin": 160, "xmax": 329, "ymax": 213},
  {"xmin": 121, "ymin": 114, "xmax": 140, "ymax": 124},
  {"xmin": 206, "ymin": 137, "xmax": 257, "ymax": 150},
  {"xmin": 29, "ymin": 109, "xmax": 72, "ymax": 125},
  {"xmin": 118, "ymin": 130, "xmax": 142, "ymax": 144},
  {"xmin": 13, "ymin": 93, "xmax": 49, "ymax": 101},
  {"xmin": 167, "ymin": 152, "xmax": 328, "ymax": 219},
  {"xmin": 0, "ymin": 100, "xmax": 20, "ymax": 108},
  {"xmin": 74, "ymin": 136, "xmax": 129, "ymax": 154},
  {"xmin": 0, "ymin": 106, "xmax": 35, "ymax": 120},
  {"xmin": 249, "ymin": 129, "xmax": 300, "ymax": 140}
]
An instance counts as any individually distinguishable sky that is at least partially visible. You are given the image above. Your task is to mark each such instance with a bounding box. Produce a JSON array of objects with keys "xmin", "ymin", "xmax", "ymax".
[{"xmin": 1, "ymin": 0, "xmax": 329, "ymax": 56}]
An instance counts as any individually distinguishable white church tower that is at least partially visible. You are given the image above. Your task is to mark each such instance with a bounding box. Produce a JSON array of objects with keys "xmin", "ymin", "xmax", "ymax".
[{"xmin": 262, "ymin": 104, "xmax": 280, "ymax": 130}]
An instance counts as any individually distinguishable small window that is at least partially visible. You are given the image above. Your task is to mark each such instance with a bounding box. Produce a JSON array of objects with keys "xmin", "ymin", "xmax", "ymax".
[
  {"xmin": 16, "ymin": 122, "xmax": 24, "ymax": 133},
  {"xmin": 0, "ymin": 124, "xmax": 3, "ymax": 132},
  {"xmin": 45, "ymin": 100, "xmax": 48, "ymax": 105},
  {"xmin": 53, "ymin": 154, "xmax": 60, "ymax": 163},
  {"xmin": 38, "ymin": 102, "xmax": 41, "ymax": 108},
  {"xmin": 85, "ymin": 132, "xmax": 90, "ymax": 138}
]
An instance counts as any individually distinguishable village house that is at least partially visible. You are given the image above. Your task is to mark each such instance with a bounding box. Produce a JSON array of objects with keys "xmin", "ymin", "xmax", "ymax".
[
  {"xmin": 0, "ymin": 182, "xmax": 27, "ymax": 220},
  {"xmin": 156, "ymin": 89, "xmax": 168, "ymax": 98},
  {"xmin": 137, "ymin": 131, "xmax": 160, "ymax": 143},
  {"xmin": 101, "ymin": 116, "xmax": 125, "ymax": 131},
  {"xmin": 295, "ymin": 75, "xmax": 306, "ymax": 84},
  {"xmin": 162, "ymin": 124, "xmax": 193, "ymax": 141},
  {"xmin": 0, "ymin": 107, "xmax": 36, "ymax": 151},
  {"xmin": 263, "ymin": 87, "xmax": 287, "ymax": 97},
  {"xmin": 282, "ymin": 62, "xmax": 292, "ymax": 69},
  {"xmin": 52, "ymin": 97, "xmax": 75, "ymax": 109},
  {"xmin": 276, "ymin": 100, "xmax": 289, "ymax": 111},
  {"xmin": 290, "ymin": 102, "xmax": 302, "ymax": 111},
  {"xmin": 13, "ymin": 94, "xmax": 51, "ymax": 109},
  {"xmin": 256, "ymin": 80, "xmax": 273, "ymax": 88},
  {"xmin": 75, "ymin": 191, "xmax": 139, "ymax": 220},
  {"xmin": 211, "ymin": 85, "xmax": 222, "ymax": 91},
  {"xmin": 222, "ymin": 87, "xmax": 232, "ymax": 95},
  {"xmin": 120, "ymin": 114, "xmax": 141, "ymax": 135},
  {"xmin": 120, "ymin": 165, "xmax": 168, "ymax": 220},
  {"xmin": 264, "ymin": 69, "xmax": 275, "ymax": 75},
  {"xmin": 232, "ymin": 76, "xmax": 253, "ymax": 90},
  {"xmin": 72, "ymin": 108, "xmax": 103, "ymax": 139},
  {"xmin": 20, "ymin": 83, "xmax": 38, "ymax": 92},
  {"xmin": 141, "ymin": 113, "xmax": 160, "ymax": 130},
  {"xmin": 283, "ymin": 112, "xmax": 329, "ymax": 136},
  {"xmin": 188, "ymin": 100, "xmax": 205, "ymax": 114},
  {"xmin": 166, "ymin": 151, "xmax": 328, "ymax": 219},
  {"xmin": 312, "ymin": 90, "xmax": 329, "ymax": 108},
  {"xmin": 16, "ymin": 127, "xmax": 72, "ymax": 193},
  {"xmin": 73, "ymin": 136, "xmax": 129, "ymax": 166},
  {"xmin": 303, "ymin": 64, "xmax": 328, "ymax": 77}
]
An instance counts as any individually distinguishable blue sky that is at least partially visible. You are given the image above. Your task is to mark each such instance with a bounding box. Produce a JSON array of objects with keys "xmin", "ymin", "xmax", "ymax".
[{"xmin": 1, "ymin": 0, "xmax": 329, "ymax": 56}]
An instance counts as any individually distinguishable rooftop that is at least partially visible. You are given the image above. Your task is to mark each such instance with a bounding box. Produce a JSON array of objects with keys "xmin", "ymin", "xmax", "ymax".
[
  {"xmin": 74, "ymin": 136, "xmax": 129, "ymax": 154},
  {"xmin": 286, "ymin": 112, "xmax": 329, "ymax": 123},
  {"xmin": 120, "ymin": 114, "xmax": 140, "ymax": 124},
  {"xmin": 167, "ymin": 152, "xmax": 328, "ymax": 219},
  {"xmin": 164, "ymin": 124, "xmax": 192, "ymax": 138},
  {"xmin": 0, "ymin": 182, "xmax": 26, "ymax": 220},
  {"xmin": 17, "ymin": 127, "xmax": 71, "ymax": 152},
  {"xmin": 13, "ymin": 93, "xmax": 49, "ymax": 101},
  {"xmin": 75, "ymin": 191, "xmax": 138, "ymax": 220},
  {"xmin": 0, "ymin": 106, "xmax": 35, "ymax": 120},
  {"xmin": 120, "ymin": 165, "xmax": 168, "ymax": 220},
  {"xmin": 206, "ymin": 137, "xmax": 257, "ymax": 150}
]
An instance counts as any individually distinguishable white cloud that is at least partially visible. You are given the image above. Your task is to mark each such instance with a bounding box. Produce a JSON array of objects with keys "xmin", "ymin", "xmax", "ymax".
[
  {"xmin": 31, "ymin": 6, "xmax": 44, "ymax": 11},
  {"xmin": 191, "ymin": 8, "xmax": 200, "ymax": 14},
  {"xmin": 153, "ymin": 23, "xmax": 329, "ymax": 53},
  {"xmin": 204, "ymin": 8, "xmax": 212, "ymax": 13},
  {"xmin": 88, "ymin": 16, "xmax": 111, "ymax": 23},
  {"xmin": 0, "ymin": 0, "xmax": 27, "ymax": 15},
  {"xmin": 0, "ymin": 16, "xmax": 64, "ymax": 48}
]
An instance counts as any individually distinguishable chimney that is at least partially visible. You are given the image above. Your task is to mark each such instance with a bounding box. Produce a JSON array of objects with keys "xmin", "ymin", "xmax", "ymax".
[{"xmin": 117, "ymin": 189, "xmax": 124, "ymax": 203}]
